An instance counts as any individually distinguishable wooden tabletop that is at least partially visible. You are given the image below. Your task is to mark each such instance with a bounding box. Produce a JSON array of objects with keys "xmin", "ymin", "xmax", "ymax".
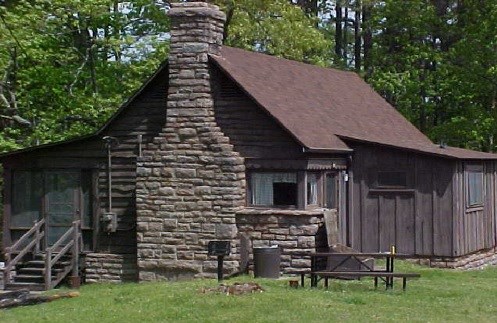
[{"xmin": 291, "ymin": 252, "xmax": 413, "ymax": 259}]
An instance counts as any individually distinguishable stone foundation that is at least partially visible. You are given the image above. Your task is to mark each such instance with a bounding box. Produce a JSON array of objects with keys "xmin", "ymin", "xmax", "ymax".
[
  {"xmin": 84, "ymin": 253, "xmax": 137, "ymax": 283},
  {"xmin": 236, "ymin": 208, "xmax": 325, "ymax": 274},
  {"xmin": 414, "ymin": 248, "xmax": 497, "ymax": 269}
]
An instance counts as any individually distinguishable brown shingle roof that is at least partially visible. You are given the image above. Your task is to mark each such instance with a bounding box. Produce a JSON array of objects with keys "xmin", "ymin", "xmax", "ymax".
[{"xmin": 211, "ymin": 46, "xmax": 497, "ymax": 160}]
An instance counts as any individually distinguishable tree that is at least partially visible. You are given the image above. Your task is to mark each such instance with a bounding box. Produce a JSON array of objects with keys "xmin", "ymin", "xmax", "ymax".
[
  {"xmin": 216, "ymin": 0, "xmax": 331, "ymax": 65},
  {"xmin": 431, "ymin": 1, "xmax": 497, "ymax": 150},
  {"xmin": 0, "ymin": 0, "xmax": 170, "ymax": 151}
]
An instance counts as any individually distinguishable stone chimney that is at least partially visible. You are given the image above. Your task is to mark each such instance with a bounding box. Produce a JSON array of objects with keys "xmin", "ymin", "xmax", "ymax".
[{"xmin": 135, "ymin": 2, "xmax": 246, "ymax": 280}]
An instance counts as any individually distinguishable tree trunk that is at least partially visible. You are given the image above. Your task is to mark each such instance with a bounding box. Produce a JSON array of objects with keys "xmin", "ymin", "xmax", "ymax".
[
  {"xmin": 335, "ymin": 0, "xmax": 343, "ymax": 58},
  {"xmin": 295, "ymin": 0, "xmax": 318, "ymax": 17},
  {"xmin": 354, "ymin": 0, "xmax": 361, "ymax": 71},
  {"xmin": 343, "ymin": 2, "xmax": 348, "ymax": 61},
  {"xmin": 362, "ymin": 1, "xmax": 372, "ymax": 78},
  {"xmin": 0, "ymin": 289, "xmax": 80, "ymax": 309}
]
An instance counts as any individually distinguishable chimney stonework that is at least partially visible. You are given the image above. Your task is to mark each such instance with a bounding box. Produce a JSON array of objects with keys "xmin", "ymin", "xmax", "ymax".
[{"xmin": 135, "ymin": 2, "xmax": 246, "ymax": 280}]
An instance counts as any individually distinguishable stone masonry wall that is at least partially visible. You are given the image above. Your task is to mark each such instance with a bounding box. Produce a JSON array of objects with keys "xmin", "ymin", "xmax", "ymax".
[
  {"xmin": 413, "ymin": 247, "xmax": 497, "ymax": 269},
  {"xmin": 84, "ymin": 253, "xmax": 137, "ymax": 283},
  {"xmin": 236, "ymin": 209, "xmax": 325, "ymax": 274},
  {"xmin": 135, "ymin": 2, "xmax": 246, "ymax": 281}
]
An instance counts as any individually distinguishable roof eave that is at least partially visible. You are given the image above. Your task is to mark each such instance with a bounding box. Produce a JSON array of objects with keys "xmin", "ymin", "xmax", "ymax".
[
  {"xmin": 303, "ymin": 146, "xmax": 353, "ymax": 154},
  {"xmin": 339, "ymin": 136, "xmax": 497, "ymax": 160}
]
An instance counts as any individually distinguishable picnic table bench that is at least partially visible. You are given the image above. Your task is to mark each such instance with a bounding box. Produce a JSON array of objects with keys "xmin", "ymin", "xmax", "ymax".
[{"xmin": 290, "ymin": 251, "xmax": 420, "ymax": 290}]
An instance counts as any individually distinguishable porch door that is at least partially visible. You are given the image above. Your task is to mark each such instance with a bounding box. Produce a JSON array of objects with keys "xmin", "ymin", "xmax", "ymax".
[
  {"xmin": 45, "ymin": 171, "xmax": 80, "ymax": 246},
  {"xmin": 323, "ymin": 172, "xmax": 347, "ymax": 246}
]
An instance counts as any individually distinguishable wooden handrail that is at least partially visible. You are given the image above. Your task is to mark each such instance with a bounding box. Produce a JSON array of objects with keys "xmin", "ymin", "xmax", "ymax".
[
  {"xmin": 3, "ymin": 219, "xmax": 46, "ymax": 285},
  {"xmin": 48, "ymin": 226, "xmax": 74, "ymax": 253},
  {"xmin": 44, "ymin": 220, "xmax": 82, "ymax": 290},
  {"xmin": 8, "ymin": 219, "xmax": 45, "ymax": 253},
  {"xmin": 50, "ymin": 241, "xmax": 74, "ymax": 266},
  {"xmin": 8, "ymin": 239, "xmax": 39, "ymax": 267},
  {"xmin": 3, "ymin": 219, "xmax": 82, "ymax": 290}
]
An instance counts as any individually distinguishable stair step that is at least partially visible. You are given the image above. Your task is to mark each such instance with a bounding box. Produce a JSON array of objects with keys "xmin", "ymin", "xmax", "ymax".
[
  {"xmin": 5, "ymin": 251, "xmax": 76, "ymax": 291},
  {"xmin": 13, "ymin": 274, "xmax": 46, "ymax": 284},
  {"xmin": 21, "ymin": 260, "xmax": 71, "ymax": 268},
  {"xmin": 33, "ymin": 254, "xmax": 72, "ymax": 261},
  {"xmin": 17, "ymin": 267, "xmax": 64, "ymax": 275},
  {"xmin": 4, "ymin": 283, "xmax": 46, "ymax": 292}
]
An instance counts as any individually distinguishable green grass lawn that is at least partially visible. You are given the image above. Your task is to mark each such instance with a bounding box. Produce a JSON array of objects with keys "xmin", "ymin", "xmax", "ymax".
[{"xmin": 2, "ymin": 262, "xmax": 497, "ymax": 322}]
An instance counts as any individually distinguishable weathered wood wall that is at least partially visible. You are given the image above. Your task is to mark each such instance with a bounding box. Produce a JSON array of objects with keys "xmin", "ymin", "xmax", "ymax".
[
  {"xmin": 349, "ymin": 144, "xmax": 459, "ymax": 257},
  {"xmin": 2, "ymin": 66, "xmax": 169, "ymax": 261},
  {"xmin": 212, "ymin": 67, "xmax": 304, "ymax": 160},
  {"xmin": 452, "ymin": 161, "xmax": 497, "ymax": 256}
]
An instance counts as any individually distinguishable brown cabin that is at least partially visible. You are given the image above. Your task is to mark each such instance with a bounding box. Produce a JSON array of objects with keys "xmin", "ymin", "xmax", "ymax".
[{"xmin": 2, "ymin": 2, "xmax": 497, "ymax": 290}]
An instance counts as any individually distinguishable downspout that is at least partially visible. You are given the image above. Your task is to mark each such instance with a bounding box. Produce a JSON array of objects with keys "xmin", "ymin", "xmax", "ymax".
[{"xmin": 102, "ymin": 136, "xmax": 118, "ymax": 232}]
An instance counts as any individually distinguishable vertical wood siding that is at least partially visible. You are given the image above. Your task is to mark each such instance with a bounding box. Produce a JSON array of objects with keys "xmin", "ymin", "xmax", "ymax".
[
  {"xmin": 453, "ymin": 161, "xmax": 497, "ymax": 256},
  {"xmin": 350, "ymin": 144, "xmax": 459, "ymax": 257}
]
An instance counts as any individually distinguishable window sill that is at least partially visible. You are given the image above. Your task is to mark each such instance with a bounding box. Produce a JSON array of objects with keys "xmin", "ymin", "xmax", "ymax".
[
  {"xmin": 237, "ymin": 207, "xmax": 326, "ymax": 216},
  {"xmin": 466, "ymin": 205, "xmax": 484, "ymax": 213},
  {"xmin": 369, "ymin": 189, "xmax": 415, "ymax": 194}
]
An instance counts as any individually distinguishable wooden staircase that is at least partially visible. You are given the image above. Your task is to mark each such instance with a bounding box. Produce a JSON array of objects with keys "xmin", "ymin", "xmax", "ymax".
[
  {"xmin": 3, "ymin": 219, "xmax": 82, "ymax": 291},
  {"xmin": 4, "ymin": 254, "xmax": 74, "ymax": 291}
]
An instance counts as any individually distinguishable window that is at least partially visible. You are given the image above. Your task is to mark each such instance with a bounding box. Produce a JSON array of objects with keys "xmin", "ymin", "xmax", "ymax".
[
  {"xmin": 250, "ymin": 172, "xmax": 297, "ymax": 207},
  {"xmin": 307, "ymin": 173, "xmax": 318, "ymax": 205},
  {"xmin": 377, "ymin": 171, "xmax": 407, "ymax": 188},
  {"xmin": 325, "ymin": 173, "xmax": 338, "ymax": 209},
  {"xmin": 248, "ymin": 170, "xmax": 343, "ymax": 209},
  {"xmin": 466, "ymin": 166, "xmax": 483, "ymax": 207}
]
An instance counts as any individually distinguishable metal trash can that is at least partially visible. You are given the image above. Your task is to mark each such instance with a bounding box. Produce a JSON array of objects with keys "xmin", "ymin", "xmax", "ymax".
[{"xmin": 253, "ymin": 245, "xmax": 280, "ymax": 278}]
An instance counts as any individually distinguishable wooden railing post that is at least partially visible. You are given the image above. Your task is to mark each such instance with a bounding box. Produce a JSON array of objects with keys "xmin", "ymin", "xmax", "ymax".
[
  {"xmin": 70, "ymin": 220, "xmax": 81, "ymax": 288},
  {"xmin": 45, "ymin": 247, "xmax": 52, "ymax": 290},
  {"xmin": 4, "ymin": 247, "xmax": 11, "ymax": 284},
  {"xmin": 35, "ymin": 221, "xmax": 41, "ymax": 255}
]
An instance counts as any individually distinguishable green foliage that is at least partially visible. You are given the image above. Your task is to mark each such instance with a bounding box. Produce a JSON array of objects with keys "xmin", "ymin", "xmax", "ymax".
[
  {"xmin": 0, "ymin": 0, "xmax": 169, "ymax": 152},
  {"xmin": 217, "ymin": 0, "xmax": 332, "ymax": 65},
  {"xmin": 367, "ymin": 0, "xmax": 497, "ymax": 151}
]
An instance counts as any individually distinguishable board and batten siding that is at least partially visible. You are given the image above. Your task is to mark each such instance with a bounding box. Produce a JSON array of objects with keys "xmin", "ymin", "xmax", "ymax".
[
  {"xmin": 452, "ymin": 161, "xmax": 497, "ymax": 256},
  {"xmin": 2, "ymin": 67, "xmax": 169, "ymax": 260},
  {"xmin": 349, "ymin": 144, "xmax": 458, "ymax": 257}
]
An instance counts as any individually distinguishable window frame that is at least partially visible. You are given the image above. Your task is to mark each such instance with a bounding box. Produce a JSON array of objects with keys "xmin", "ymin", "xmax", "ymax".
[
  {"xmin": 465, "ymin": 164, "xmax": 484, "ymax": 208},
  {"xmin": 247, "ymin": 170, "xmax": 342, "ymax": 210},
  {"xmin": 323, "ymin": 172, "xmax": 339, "ymax": 210},
  {"xmin": 375, "ymin": 171, "xmax": 408, "ymax": 189},
  {"xmin": 306, "ymin": 172, "xmax": 321, "ymax": 207},
  {"xmin": 247, "ymin": 171, "xmax": 299, "ymax": 209}
]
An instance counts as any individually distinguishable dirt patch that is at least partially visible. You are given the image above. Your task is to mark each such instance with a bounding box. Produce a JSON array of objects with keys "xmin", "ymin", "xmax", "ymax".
[{"xmin": 200, "ymin": 282, "xmax": 264, "ymax": 296}]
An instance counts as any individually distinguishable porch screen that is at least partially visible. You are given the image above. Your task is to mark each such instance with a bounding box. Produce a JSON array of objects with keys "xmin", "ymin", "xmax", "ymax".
[
  {"xmin": 11, "ymin": 171, "xmax": 43, "ymax": 227},
  {"xmin": 250, "ymin": 172, "xmax": 297, "ymax": 206}
]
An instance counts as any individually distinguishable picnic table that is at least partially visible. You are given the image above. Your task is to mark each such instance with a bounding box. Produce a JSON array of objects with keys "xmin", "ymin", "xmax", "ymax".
[{"xmin": 291, "ymin": 251, "xmax": 420, "ymax": 290}]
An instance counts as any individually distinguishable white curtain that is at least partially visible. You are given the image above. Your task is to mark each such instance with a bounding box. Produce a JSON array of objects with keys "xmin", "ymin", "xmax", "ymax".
[
  {"xmin": 307, "ymin": 173, "xmax": 318, "ymax": 205},
  {"xmin": 251, "ymin": 172, "xmax": 297, "ymax": 205}
]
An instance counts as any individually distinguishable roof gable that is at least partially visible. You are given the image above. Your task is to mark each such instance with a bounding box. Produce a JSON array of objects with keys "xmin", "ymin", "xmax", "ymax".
[{"xmin": 0, "ymin": 63, "xmax": 168, "ymax": 158}]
